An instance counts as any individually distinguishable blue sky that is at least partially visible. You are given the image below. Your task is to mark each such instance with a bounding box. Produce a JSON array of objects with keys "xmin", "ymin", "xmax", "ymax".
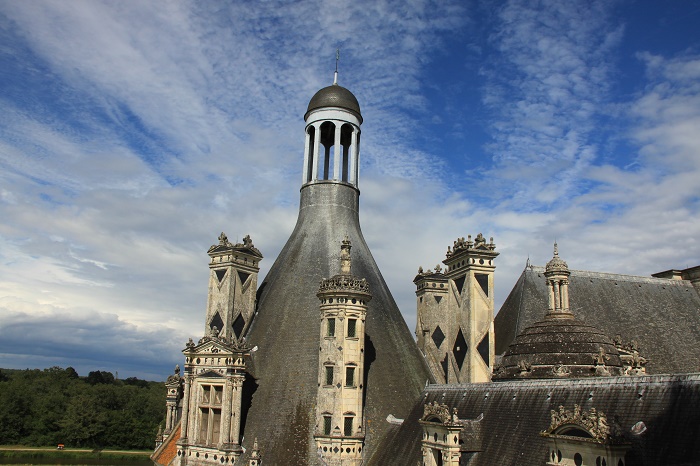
[{"xmin": 1, "ymin": 0, "xmax": 698, "ymax": 380}]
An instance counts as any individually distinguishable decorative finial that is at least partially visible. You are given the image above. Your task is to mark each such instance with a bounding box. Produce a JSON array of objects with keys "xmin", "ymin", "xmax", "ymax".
[
  {"xmin": 334, "ymin": 49, "xmax": 339, "ymax": 85},
  {"xmin": 553, "ymin": 241, "xmax": 559, "ymax": 257}
]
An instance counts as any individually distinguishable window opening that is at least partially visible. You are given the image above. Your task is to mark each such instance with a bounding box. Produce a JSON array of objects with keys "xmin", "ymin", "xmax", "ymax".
[
  {"xmin": 345, "ymin": 367, "xmax": 355, "ymax": 387},
  {"xmin": 475, "ymin": 273, "xmax": 489, "ymax": 296},
  {"xmin": 347, "ymin": 319, "xmax": 357, "ymax": 338},
  {"xmin": 327, "ymin": 318, "xmax": 335, "ymax": 337},
  {"xmin": 477, "ymin": 333, "xmax": 490, "ymax": 367},
  {"xmin": 319, "ymin": 121, "xmax": 335, "ymax": 180},
  {"xmin": 432, "ymin": 326, "xmax": 445, "ymax": 348},
  {"xmin": 323, "ymin": 415, "xmax": 332, "ymax": 435},
  {"xmin": 344, "ymin": 417, "xmax": 353, "ymax": 436},
  {"xmin": 453, "ymin": 275, "xmax": 466, "ymax": 295},
  {"xmin": 232, "ymin": 314, "xmax": 245, "ymax": 339},
  {"xmin": 237, "ymin": 271, "xmax": 250, "ymax": 285},
  {"xmin": 340, "ymin": 124, "xmax": 353, "ymax": 182},
  {"xmin": 306, "ymin": 126, "xmax": 316, "ymax": 182},
  {"xmin": 209, "ymin": 312, "xmax": 224, "ymax": 333},
  {"xmin": 453, "ymin": 329, "xmax": 468, "ymax": 370},
  {"xmin": 325, "ymin": 366, "xmax": 334, "ymax": 385}
]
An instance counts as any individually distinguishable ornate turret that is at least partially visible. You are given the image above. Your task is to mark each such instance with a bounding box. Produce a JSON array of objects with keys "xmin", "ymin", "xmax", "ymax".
[
  {"xmin": 495, "ymin": 244, "xmax": 623, "ymax": 379},
  {"xmin": 544, "ymin": 242, "xmax": 573, "ymax": 318},
  {"xmin": 314, "ymin": 238, "xmax": 372, "ymax": 465}
]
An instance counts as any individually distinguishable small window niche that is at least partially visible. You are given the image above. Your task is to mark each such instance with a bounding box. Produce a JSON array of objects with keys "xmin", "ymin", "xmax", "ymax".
[{"xmin": 327, "ymin": 318, "xmax": 336, "ymax": 337}]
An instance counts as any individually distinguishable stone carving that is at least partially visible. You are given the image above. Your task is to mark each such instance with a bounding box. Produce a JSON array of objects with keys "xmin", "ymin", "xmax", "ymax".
[
  {"xmin": 218, "ymin": 232, "xmax": 231, "ymax": 246},
  {"xmin": 318, "ymin": 275, "xmax": 370, "ymax": 293},
  {"xmin": 593, "ymin": 347, "xmax": 609, "ymax": 366},
  {"xmin": 552, "ymin": 364, "xmax": 571, "ymax": 377},
  {"xmin": 421, "ymin": 401, "xmax": 460, "ymax": 425},
  {"xmin": 614, "ymin": 335, "xmax": 648, "ymax": 375},
  {"xmin": 518, "ymin": 359, "xmax": 532, "ymax": 375},
  {"xmin": 166, "ymin": 365, "xmax": 182, "ymax": 384},
  {"xmin": 243, "ymin": 234, "xmax": 253, "ymax": 248},
  {"xmin": 545, "ymin": 405, "xmax": 615, "ymax": 442},
  {"xmin": 446, "ymin": 233, "xmax": 496, "ymax": 258},
  {"xmin": 186, "ymin": 338, "xmax": 196, "ymax": 350}
]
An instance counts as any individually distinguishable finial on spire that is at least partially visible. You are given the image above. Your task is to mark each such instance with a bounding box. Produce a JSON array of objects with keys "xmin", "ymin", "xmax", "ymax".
[
  {"xmin": 333, "ymin": 48, "xmax": 339, "ymax": 85},
  {"xmin": 553, "ymin": 241, "xmax": 559, "ymax": 257}
]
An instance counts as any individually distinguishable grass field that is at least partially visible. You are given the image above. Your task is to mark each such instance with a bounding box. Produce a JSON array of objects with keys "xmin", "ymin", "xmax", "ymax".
[{"xmin": 0, "ymin": 446, "xmax": 152, "ymax": 464}]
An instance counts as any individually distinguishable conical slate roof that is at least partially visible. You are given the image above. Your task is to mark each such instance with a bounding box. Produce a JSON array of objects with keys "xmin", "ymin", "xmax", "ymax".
[{"xmin": 239, "ymin": 182, "xmax": 431, "ymax": 464}]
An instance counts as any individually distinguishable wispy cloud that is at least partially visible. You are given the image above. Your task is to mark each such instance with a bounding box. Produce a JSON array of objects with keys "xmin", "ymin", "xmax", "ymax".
[{"xmin": 0, "ymin": 0, "xmax": 698, "ymax": 379}]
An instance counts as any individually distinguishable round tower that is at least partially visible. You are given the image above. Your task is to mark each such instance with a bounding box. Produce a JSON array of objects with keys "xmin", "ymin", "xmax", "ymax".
[{"xmin": 240, "ymin": 76, "xmax": 431, "ymax": 464}]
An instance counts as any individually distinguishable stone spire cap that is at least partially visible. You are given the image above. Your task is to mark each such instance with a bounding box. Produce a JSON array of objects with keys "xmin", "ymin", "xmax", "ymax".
[{"xmin": 545, "ymin": 242, "xmax": 569, "ymax": 274}]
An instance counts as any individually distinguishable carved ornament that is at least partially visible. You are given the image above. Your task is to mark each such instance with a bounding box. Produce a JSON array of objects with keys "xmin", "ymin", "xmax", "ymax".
[{"xmin": 544, "ymin": 405, "xmax": 615, "ymax": 442}]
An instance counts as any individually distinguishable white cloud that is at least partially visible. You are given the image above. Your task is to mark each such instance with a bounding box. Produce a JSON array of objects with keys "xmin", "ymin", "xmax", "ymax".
[{"xmin": 0, "ymin": 0, "xmax": 698, "ymax": 380}]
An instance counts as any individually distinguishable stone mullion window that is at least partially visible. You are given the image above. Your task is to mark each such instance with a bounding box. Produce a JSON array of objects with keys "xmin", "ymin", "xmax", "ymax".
[{"xmin": 197, "ymin": 384, "xmax": 224, "ymax": 445}]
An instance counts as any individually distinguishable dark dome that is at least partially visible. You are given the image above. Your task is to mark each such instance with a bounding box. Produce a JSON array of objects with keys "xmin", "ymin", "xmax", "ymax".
[
  {"xmin": 305, "ymin": 84, "xmax": 362, "ymax": 122},
  {"xmin": 494, "ymin": 316, "xmax": 623, "ymax": 380}
]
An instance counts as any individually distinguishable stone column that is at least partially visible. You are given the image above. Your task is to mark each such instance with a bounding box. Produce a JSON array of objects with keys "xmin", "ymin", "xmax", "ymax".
[
  {"xmin": 561, "ymin": 279, "xmax": 569, "ymax": 312},
  {"xmin": 180, "ymin": 375, "xmax": 193, "ymax": 441},
  {"xmin": 553, "ymin": 279, "xmax": 561, "ymax": 311},
  {"xmin": 354, "ymin": 131, "xmax": 360, "ymax": 185},
  {"xmin": 229, "ymin": 375, "xmax": 245, "ymax": 445},
  {"xmin": 221, "ymin": 378, "xmax": 233, "ymax": 445},
  {"xmin": 311, "ymin": 123, "xmax": 321, "ymax": 181},
  {"xmin": 349, "ymin": 130, "xmax": 357, "ymax": 185},
  {"xmin": 302, "ymin": 128, "xmax": 311, "ymax": 184},
  {"xmin": 333, "ymin": 124, "xmax": 342, "ymax": 180},
  {"xmin": 548, "ymin": 280, "xmax": 556, "ymax": 312}
]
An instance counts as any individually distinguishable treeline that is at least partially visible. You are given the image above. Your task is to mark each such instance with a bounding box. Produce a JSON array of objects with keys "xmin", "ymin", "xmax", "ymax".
[{"xmin": 0, "ymin": 366, "xmax": 165, "ymax": 450}]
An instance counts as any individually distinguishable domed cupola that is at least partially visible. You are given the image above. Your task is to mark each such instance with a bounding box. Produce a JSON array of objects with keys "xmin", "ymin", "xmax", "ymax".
[
  {"xmin": 305, "ymin": 84, "xmax": 362, "ymax": 122},
  {"xmin": 494, "ymin": 244, "xmax": 623, "ymax": 380},
  {"xmin": 301, "ymin": 71, "xmax": 363, "ymax": 188}
]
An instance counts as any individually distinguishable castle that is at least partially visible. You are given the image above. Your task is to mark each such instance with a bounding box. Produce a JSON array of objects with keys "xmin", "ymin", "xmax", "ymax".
[{"xmin": 152, "ymin": 76, "xmax": 700, "ymax": 466}]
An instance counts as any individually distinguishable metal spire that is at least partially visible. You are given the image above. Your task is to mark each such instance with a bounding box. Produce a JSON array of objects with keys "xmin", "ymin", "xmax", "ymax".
[{"xmin": 333, "ymin": 48, "xmax": 339, "ymax": 85}]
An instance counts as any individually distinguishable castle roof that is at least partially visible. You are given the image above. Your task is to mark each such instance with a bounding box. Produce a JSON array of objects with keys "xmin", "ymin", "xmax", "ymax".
[
  {"xmin": 495, "ymin": 315, "xmax": 623, "ymax": 379},
  {"xmin": 238, "ymin": 183, "xmax": 431, "ymax": 464},
  {"xmin": 495, "ymin": 266, "xmax": 700, "ymax": 374},
  {"xmin": 367, "ymin": 374, "xmax": 700, "ymax": 466}
]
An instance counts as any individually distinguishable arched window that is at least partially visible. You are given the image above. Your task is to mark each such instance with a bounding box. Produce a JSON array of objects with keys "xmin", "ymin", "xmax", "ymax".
[
  {"xmin": 306, "ymin": 126, "xmax": 316, "ymax": 182},
  {"xmin": 319, "ymin": 121, "xmax": 335, "ymax": 180},
  {"xmin": 340, "ymin": 124, "xmax": 353, "ymax": 182}
]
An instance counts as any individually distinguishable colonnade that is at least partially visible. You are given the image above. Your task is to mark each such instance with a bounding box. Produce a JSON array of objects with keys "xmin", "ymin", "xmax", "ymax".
[{"xmin": 302, "ymin": 121, "xmax": 360, "ymax": 186}]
